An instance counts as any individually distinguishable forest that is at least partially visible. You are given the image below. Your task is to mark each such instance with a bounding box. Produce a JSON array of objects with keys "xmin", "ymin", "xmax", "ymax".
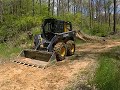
[
  {"xmin": 0, "ymin": 0, "xmax": 119, "ymax": 43},
  {"xmin": 0, "ymin": 0, "xmax": 120, "ymax": 90}
]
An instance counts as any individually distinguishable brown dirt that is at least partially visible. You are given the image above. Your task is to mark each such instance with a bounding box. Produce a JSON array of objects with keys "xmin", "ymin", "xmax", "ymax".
[
  {"xmin": 0, "ymin": 40, "xmax": 120, "ymax": 90},
  {"xmin": 77, "ymin": 40, "xmax": 120, "ymax": 53}
]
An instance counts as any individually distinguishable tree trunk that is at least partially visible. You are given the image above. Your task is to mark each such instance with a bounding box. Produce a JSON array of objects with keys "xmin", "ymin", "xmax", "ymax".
[
  {"xmin": 89, "ymin": 0, "xmax": 92, "ymax": 29},
  {"xmin": 91, "ymin": 0, "xmax": 94, "ymax": 26},
  {"xmin": 103, "ymin": 0, "xmax": 107, "ymax": 23},
  {"xmin": 73, "ymin": 0, "xmax": 75, "ymax": 15},
  {"xmin": 57, "ymin": 0, "xmax": 59, "ymax": 16},
  {"xmin": 113, "ymin": 0, "xmax": 116, "ymax": 33},
  {"xmin": 108, "ymin": 7, "xmax": 111, "ymax": 31},
  {"xmin": 52, "ymin": 0, "xmax": 54, "ymax": 16},
  {"xmin": 39, "ymin": 0, "xmax": 41, "ymax": 14},
  {"xmin": 58, "ymin": 0, "xmax": 60, "ymax": 16},
  {"xmin": 68, "ymin": 0, "xmax": 69, "ymax": 12},
  {"xmin": 19, "ymin": 0, "xmax": 22, "ymax": 16},
  {"xmin": 0, "ymin": 0, "xmax": 3, "ymax": 23},
  {"xmin": 48, "ymin": 0, "xmax": 50, "ymax": 15},
  {"xmin": 32, "ymin": 0, "xmax": 35, "ymax": 16},
  {"xmin": 61, "ymin": 0, "xmax": 64, "ymax": 17}
]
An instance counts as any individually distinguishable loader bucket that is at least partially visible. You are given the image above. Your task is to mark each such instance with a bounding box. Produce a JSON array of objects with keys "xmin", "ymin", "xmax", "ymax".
[
  {"xmin": 13, "ymin": 49, "xmax": 56, "ymax": 68},
  {"xmin": 19, "ymin": 49, "xmax": 56, "ymax": 62}
]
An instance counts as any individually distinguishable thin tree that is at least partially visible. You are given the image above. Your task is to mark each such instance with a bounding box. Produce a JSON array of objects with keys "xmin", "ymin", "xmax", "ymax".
[
  {"xmin": 32, "ymin": 0, "xmax": 35, "ymax": 16},
  {"xmin": 58, "ymin": 0, "xmax": 60, "ymax": 16},
  {"xmin": 19, "ymin": 0, "xmax": 22, "ymax": 16},
  {"xmin": 103, "ymin": 0, "xmax": 107, "ymax": 23},
  {"xmin": 52, "ymin": 0, "xmax": 54, "ymax": 16},
  {"xmin": 39, "ymin": 0, "xmax": 41, "ymax": 14},
  {"xmin": 113, "ymin": 0, "xmax": 116, "ymax": 33},
  {"xmin": 0, "ymin": 0, "xmax": 3, "ymax": 23},
  {"xmin": 57, "ymin": 0, "xmax": 59, "ymax": 16},
  {"xmin": 68, "ymin": 0, "xmax": 70, "ymax": 12},
  {"xmin": 73, "ymin": 0, "xmax": 75, "ymax": 15},
  {"xmin": 61, "ymin": 0, "xmax": 64, "ymax": 17},
  {"xmin": 89, "ymin": 0, "xmax": 92, "ymax": 29},
  {"xmin": 48, "ymin": 0, "xmax": 50, "ymax": 15}
]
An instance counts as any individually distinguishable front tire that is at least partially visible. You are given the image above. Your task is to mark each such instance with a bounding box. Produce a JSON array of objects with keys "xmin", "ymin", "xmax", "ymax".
[
  {"xmin": 66, "ymin": 40, "xmax": 75, "ymax": 56},
  {"xmin": 54, "ymin": 42, "xmax": 67, "ymax": 61}
]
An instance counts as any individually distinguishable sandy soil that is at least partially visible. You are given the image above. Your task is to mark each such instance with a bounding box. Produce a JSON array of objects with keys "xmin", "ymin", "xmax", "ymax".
[
  {"xmin": 0, "ymin": 59, "xmax": 95, "ymax": 90},
  {"xmin": 0, "ymin": 40, "xmax": 120, "ymax": 90}
]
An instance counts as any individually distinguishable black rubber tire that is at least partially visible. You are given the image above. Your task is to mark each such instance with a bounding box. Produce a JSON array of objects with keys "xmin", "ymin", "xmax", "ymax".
[
  {"xmin": 66, "ymin": 40, "xmax": 75, "ymax": 56},
  {"xmin": 54, "ymin": 42, "xmax": 67, "ymax": 61}
]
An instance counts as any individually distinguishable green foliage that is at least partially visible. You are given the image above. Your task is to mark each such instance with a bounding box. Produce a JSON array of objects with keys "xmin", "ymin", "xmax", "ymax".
[
  {"xmin": 31, "ymin": 27, "xmax": 41, "ymax": 35},
  {"xmin": 116, "ymin": 24, "xmax": 120, "ymax": 31},
  {"xmin": 0, "ymin": 43, "xmax": 22, "ymax": 59},
  {"xmin": 75, "ymin": 38, "xmax": 85, "ymax": 44},
  {"xmin": 94, "ymin": 47, "xmax": 120, "ymax": 90},
  {"xmin": 0, "ymin": 16, "xmax": 43, "ymax": 42},
  {"xmin": 0, "ymin": 0, "xmax": 49, "ymax": 43},
  {"xmin": 54, "ymin": 12, "xmax": 114, "ymax": 37},
  {"xmin": 1, "ymin": 0, "xmax": 120, "ymax": 60},
  {"xmin": 90, "ymin": 23, "xmax": 110, "ymax": 37}
]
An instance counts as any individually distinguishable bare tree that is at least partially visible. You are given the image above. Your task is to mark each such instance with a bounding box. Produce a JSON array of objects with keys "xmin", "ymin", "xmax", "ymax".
[
  {"xmin": 39, "ymin": 0, "xmax": 41, "ymax": 14},
  {"xmin": 19, "ymin": 0, "xmax": 22, "ymax": 16},
  {"xmin": 89, "ymin": 0, "xmax": 92, "ymax": 28},
  {"xmin": 61, "ymin": 0, "xmax": 64, "ymax": 17},
  {"xmin": 0, "ymin": 0, "xmax": 3, "ymax": 23},
  {"xmin": 48, "ymin": 0, "xmax": 50, "ymax": 15},
  {"xmin": 32, "ymin": 0, "xmax": 35, "ymax": 16},
  {"xmin": 103, "ymin": 0, "xmax": 107, "ymax": 23},
  {"xmin": 73, "ymin": 0, "xmax": 76, "ymax": 15},
  {"xmin": 113, "ymin": 0, "xmax": 116, "ymax": 33},
  {"xmin": 68, "ymin": 0, "xmax": 70, "ymax": 12},
  {"xmin": 52, "ymin": 0, "xmax": 54, "ymax": 16},
  {"xmin": 57, "ymin": 0, "xmax": 59, "ymax": 16}
]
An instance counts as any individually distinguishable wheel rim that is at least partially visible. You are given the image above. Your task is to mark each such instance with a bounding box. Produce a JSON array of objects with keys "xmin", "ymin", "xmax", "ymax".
[
  {"xmin": 61, "ymin": 47, "xmax": 66, "ymax": 57},
  {"xmin": 71, "ymin": 45, "xmax": 75, "ymax": 53}
]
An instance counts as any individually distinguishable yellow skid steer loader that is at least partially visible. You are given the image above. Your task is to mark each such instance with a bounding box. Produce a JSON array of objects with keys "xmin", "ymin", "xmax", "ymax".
[{"xmin": 14, "ymin": 18, "xmax": 76, "ymax": 67}]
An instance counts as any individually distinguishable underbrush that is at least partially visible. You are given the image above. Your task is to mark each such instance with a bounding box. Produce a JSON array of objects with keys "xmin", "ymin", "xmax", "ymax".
[
  {"xmin": 0, "ymin": 25, "xmax": 42, "ymax": 59},
  {"xmin": 0, "ymin": 15, "xmax": 43, "ymax": 43},
  {"xmin": 0, "ymin": 43, "xmax": 22, "ymax": 59},
  {"xmin": 93, "ymin": 46, "xmax": 120, "ymax": 90}
]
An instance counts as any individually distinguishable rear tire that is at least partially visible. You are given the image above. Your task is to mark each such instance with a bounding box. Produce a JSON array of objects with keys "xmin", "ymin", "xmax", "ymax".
[
  {"xmin": 54, "ymin": 42, "xmax": 67, "ymax": 61},
  {"xmin": 66, "ymin": 40, "xmax": 75, "ymax": 56}
]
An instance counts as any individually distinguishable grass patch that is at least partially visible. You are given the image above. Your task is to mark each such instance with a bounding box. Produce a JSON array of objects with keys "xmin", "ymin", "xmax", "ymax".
[
  {"xmin": 75, "ymin": 38, "xmax": 85, "ymax": 45},
  {"xmin": 0, "ymin": 43, "xmax": 22, "ymax": 59},
  {"xmin": 93, "ymin": 46, "xmax": 120, "ymax": 90}
]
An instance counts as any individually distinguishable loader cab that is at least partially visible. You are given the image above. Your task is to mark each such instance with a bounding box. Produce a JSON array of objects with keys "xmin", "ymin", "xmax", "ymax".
[{"xmin": 41, "ymin": 18, "xmax": 72, "ymax": 41}]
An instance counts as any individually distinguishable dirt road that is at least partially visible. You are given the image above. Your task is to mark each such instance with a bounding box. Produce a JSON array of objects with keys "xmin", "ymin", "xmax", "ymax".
[{"xmin": 0, "ymin": 40, "xmax": 120, "ymax": 90}]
